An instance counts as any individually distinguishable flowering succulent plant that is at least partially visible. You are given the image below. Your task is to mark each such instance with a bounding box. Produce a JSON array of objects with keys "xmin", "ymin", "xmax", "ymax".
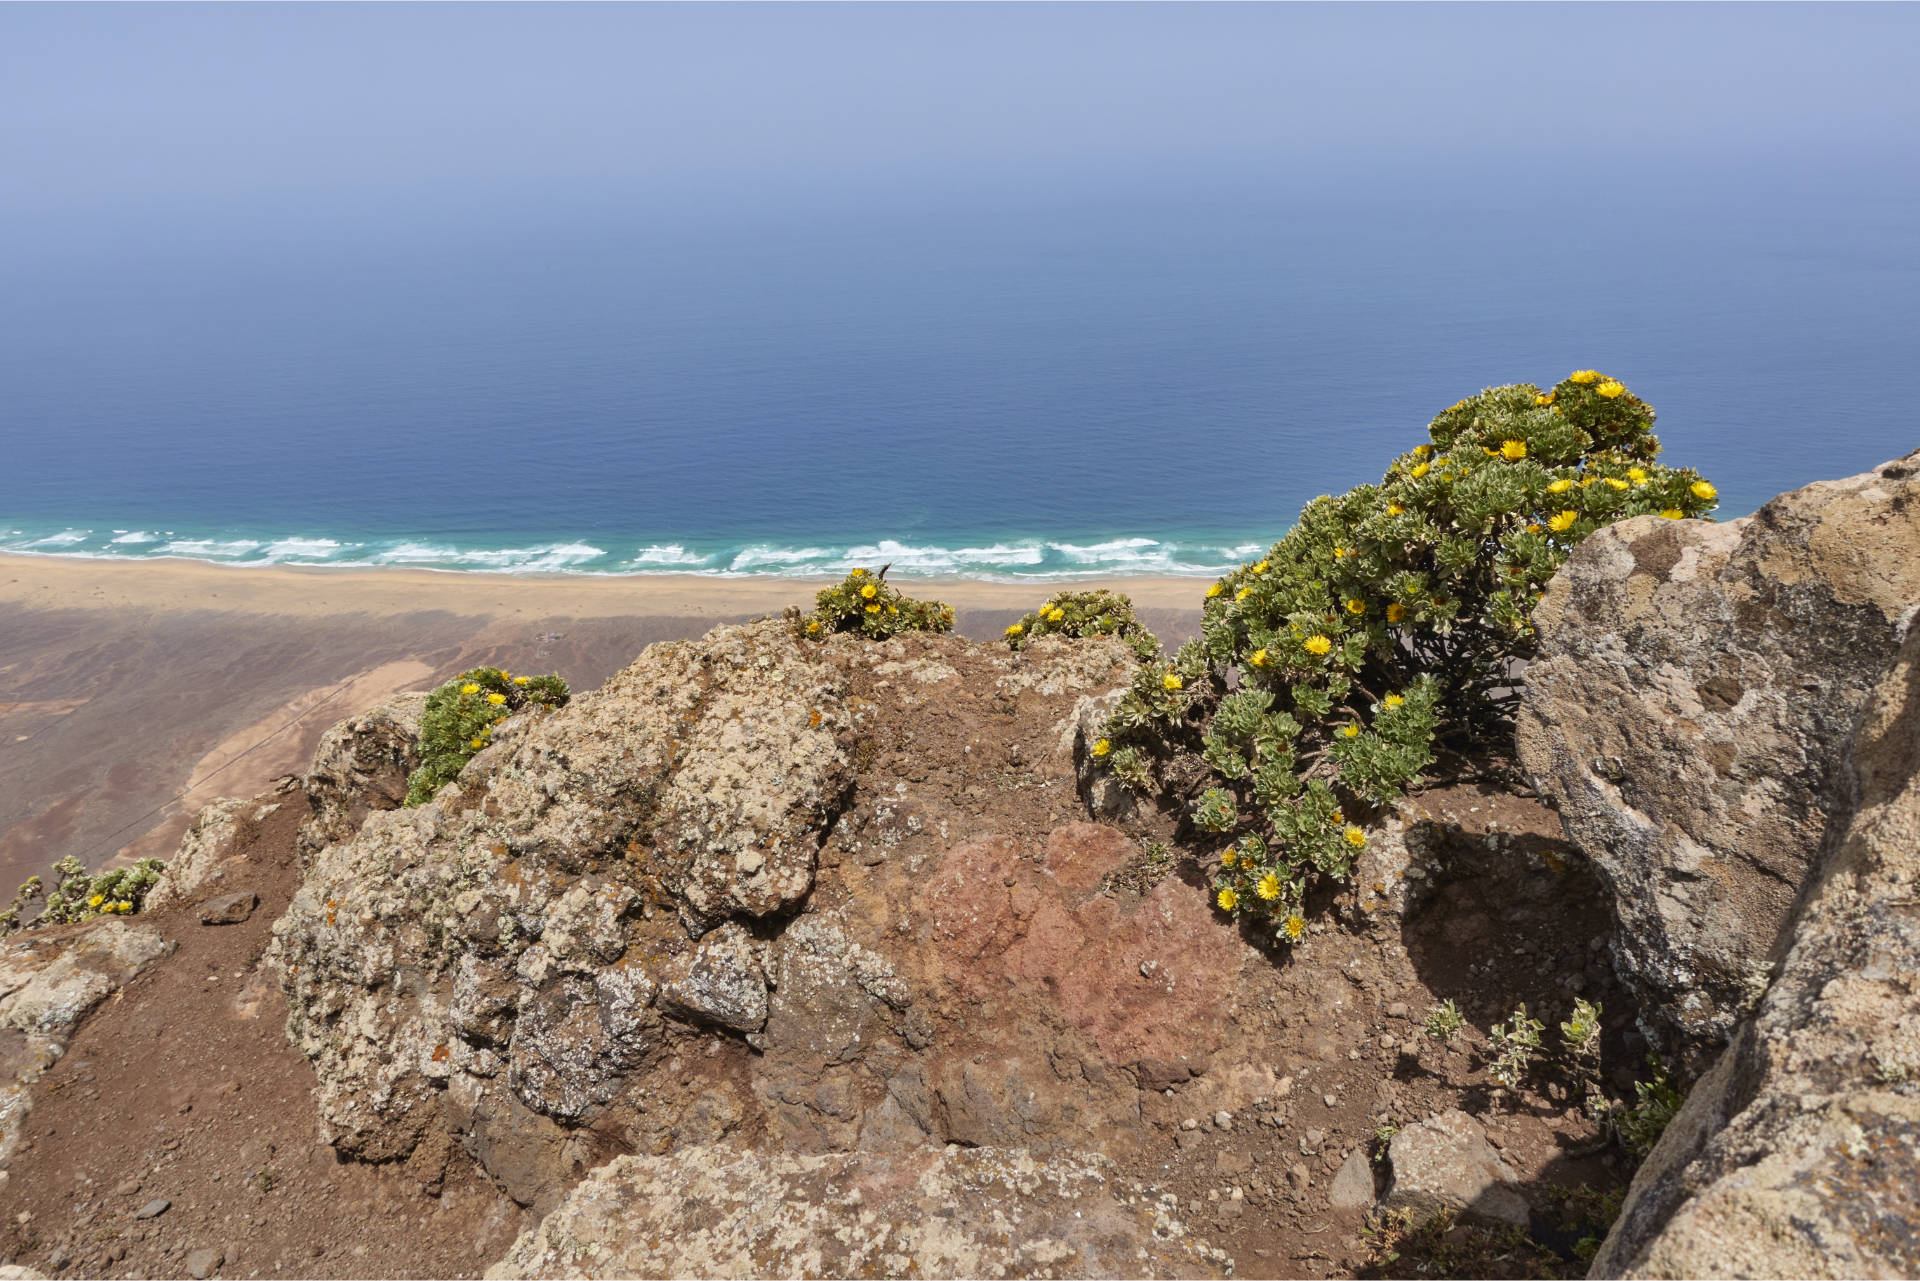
[{"xmin": 1095, "ymin": 372, "xmax": 1718, "ymax": 940}]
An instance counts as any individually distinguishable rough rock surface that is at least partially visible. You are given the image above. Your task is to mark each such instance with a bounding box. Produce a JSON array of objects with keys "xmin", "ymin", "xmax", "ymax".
[
  {"xmin": 270, "ymin": 620, "xmax": 855, "ymax": 1176},
  {"xmin": 485, "ymin": 1143, "xmax": 1228, "ymax": 1280},
  {"xmin": 144, "ymin": 797, "xmax": 258, "ymax": 913},
  {"xmin": 1518, "ymin": 448, "xmax": 1920, "ymax": 1063},
  {"xmin": 1382, "ymin": 1109, "xmax": 1528, "ymax": 1228},
  {"xmin": 0, "ymin": 918, "xmax": 172, "ymax": 1163},
  {"xmin": 296, "ymin": 690, "xmax": 427, "ymax": 865},
  {"xmin": 1591, "ymin": 622, "xmax": 1920, "ymax": 1278}
]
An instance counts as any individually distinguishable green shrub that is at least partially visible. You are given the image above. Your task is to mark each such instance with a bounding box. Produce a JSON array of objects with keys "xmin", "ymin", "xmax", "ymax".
[
  {"xmin": 1096, "ymin": 370, "xmax": 1718, "ymax": 939},
  {"xmin": 1003, "ymin": 589, "xmax": 1159, "ymax": 661},
  {"xmin": 797, "ymin": 569, "xmax": 955, "ymax": 640},
  {"xmin": 405, "ymin": 666, "xmax": 570, "ymax": 806},
  {"xmin": 1489, "ymin": 1002, "xmax": 1547, "ymax": 1089},
  {"xmin": 32, "ymin": 855, "xmax": 166, "ymax": 927},
  {"xmin": 1610, "ymin": 1055, "xmax": 1684, "ymax": 1157}
]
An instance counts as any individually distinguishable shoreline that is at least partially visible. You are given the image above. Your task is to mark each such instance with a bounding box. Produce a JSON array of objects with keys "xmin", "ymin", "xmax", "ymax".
[{"xmin": 0, "ymin": 550, "xmax": 1213, "ymax": 619}]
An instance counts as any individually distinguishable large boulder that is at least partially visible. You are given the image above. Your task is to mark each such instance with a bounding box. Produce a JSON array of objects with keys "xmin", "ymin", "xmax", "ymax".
[
  {"xmin": 1518, "ymin": 448, "xmax": 1920, "ymax": 1065},
  {"xmin": 1591, "ymin": 616, "xmax": 1920, "ymax": 1278},
  {"xmin": 484, "ymin": 1143, "xmax": 1229, "ymax": 1280},
  {"xmin": 269, "ymin": 620, "xmax": 857, "ymax": 1175},
  {"xmin": 296, "ymin": 690, "xmax": 427, "ymax": 864}
]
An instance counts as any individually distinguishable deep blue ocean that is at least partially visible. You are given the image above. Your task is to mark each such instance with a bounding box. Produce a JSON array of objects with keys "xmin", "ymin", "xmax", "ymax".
[{"xmin": 4, "ymin": 161, "xmax": 1916, "ymax": 580}]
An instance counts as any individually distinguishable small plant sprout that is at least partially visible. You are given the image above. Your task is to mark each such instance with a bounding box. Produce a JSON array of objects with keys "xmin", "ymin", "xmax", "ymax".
[
  {"xmin": 1560, "ymin": 997, "xmax": 1603, "ymax": 1060},
  {"xmin": 1612, "ymin": 1055, "xmax": 1685, "ymax": 1156},
  {"xmin": 1488, "ymin": 1003, "xmax": 1545, "ymax": 1089},
  {"xmin": 1424, "ymin": 999, "xmax": 1466, "ymax": 1042}
]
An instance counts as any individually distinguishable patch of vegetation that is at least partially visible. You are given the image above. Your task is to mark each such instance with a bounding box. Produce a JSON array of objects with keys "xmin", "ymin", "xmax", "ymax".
[
  {"xmin": 1003, "ymin": 588, "xmax": 1159, "ymax": 661},
  {"xmin": 405, "ymin": 666, "xmax": 570, "ymax": 806},
  {"xmin": 1, "ymin": 855, "xmax": 167, "ymax": 935},
  {"xmin": 796, "ymin": 568, "xmax": 955, "ymax": 640},
  {"xmin": 1605, "ymin": 1054, "xmax": 1684, "ymax": 1157},
  {"xmin": 1424, "ymin": 998, "xmax": 1466, "ymax": 1042},
  {"xmin": 1358, "ymin": 1206, "xmax": 1573, "ymax": 1280},
  {"xmin": 1090, "ymin": 370, "xmax": 1718, "ymax": 942}
]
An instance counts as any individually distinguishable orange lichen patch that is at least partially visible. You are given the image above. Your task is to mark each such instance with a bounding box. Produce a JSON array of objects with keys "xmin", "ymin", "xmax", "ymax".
[
  {"xmin": 431, "ymin": 1044, "xmax": 450, "ymax": 1063},
  {"xmin": 810, "ymin": 709, "xmax": 823, "ymax": 728}
]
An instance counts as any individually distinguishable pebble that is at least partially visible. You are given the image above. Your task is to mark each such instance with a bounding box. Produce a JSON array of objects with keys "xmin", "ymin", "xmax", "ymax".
[
  {"xmin": 1181, "ymin": 1117, "xmax": 1200, "ymax": 1131},
  {"xmin": 186, "ymin": 1246, "xmax": 224, "ymax": 1279},
  {"xmin": 134, "ymin": 1198, "xmax": 171, "ymax": 1220},
  {"xmin": 1323, "ymin": 1093, "xmax": 1338, "ymax": 1108},
  {"xmin": 1380, "ymin": 1035, "xmax": 1397, "ymax": 1049},
  {"xmin": 114, "ymin": 1178, "xmax": 141, "ymax": 1197},
  {"xmin": 1287, "ymin": 1162, "xmax": 1311, "ymax": 1193},
  {"xmin": 1386, "ymin": 1001, "xmax": 1410, "ymax": 1019},
  {"xmin": 1213, "ymin": 1111, "xmax": 1232, "ymax": 1130}
]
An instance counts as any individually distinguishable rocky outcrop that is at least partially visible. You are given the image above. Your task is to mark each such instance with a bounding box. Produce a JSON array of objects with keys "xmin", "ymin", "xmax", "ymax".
[
  {"xmin": 296, "ymin": 690, "xmax": 427, "ymax": 864},
  {"xmin": 269, "ymin": 620, "xmax": 856, "ymax": 1176},
  {"xmin": 0, "ymin": 918, "xmax": 173, "ymax": 1163},
  {"xmin": 1518, "ymin": 448, "xmax": 1920, "ymax": 1064},
  {"xmin": 265, "ymin": 621, "xmax": 1314, "ymax": 1227},
  {"xmin": 485, "ymin": 1143, "xmax": 1229, "ymax": 1280},
  {"xmin": 1590, "ymin": 622, "xmax": 1920, "ymax": 1278}
]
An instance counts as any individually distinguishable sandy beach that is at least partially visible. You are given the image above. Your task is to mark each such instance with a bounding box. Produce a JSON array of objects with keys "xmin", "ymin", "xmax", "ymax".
[{"xmin": 0, "ymin": 552, "xmax": 1205, "ymax": 890}]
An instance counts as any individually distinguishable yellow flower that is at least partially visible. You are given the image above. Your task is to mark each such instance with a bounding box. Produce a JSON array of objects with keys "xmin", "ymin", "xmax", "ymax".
[
  {"xmin": 860, "ymin": 583, "xmax": 878, "ymax": 599},
  {"xmin": 1605, "ymin": 477, "xmax": 1629, "ymax": 490},
  {"xmin": 1660, "ymin": 508, "xmax": 1683, "ymax": 519},
  {"xmin": 1303, "ymin": 634, "xmax": 1332, "ymax": 655},
  {"xmin": 1501, "ymin": 439, "xmax": 1527, "ymax": 460},
  {"xmin": 1385, "ymin": 602, "xmax": 1406, "ymax": 623},
  {"xmin": 1628, "ymin": 467, "xmax": 1648, "ymax": 485},
  {"xmin": 1206, "ymin": 583, "xmax": 1223, "ymax": 599},
  {"xmin": 487, "ymin": 692, "xmax": 507, "ymax": 705},
  {"xmin": 865, "ymin": 603, "xmax": 881, "ymax": 614},
  {"xmin": 1217, "ymin": 887, "xmax": 1238, "ymax": 911},
  {"xmin": 116, "ymin": 901, "xmax": 132, "ymax": 913},
  {"xmin": 1691, "ymin": 480, "xmax": 1718, "ymax": 500},
  {"xmin": 849, "ymin": 567, "xmax": 868, "ymax": 576},
  {"xmin": 1343, "ymin": 825, "xmax": 1367, "ymax": 849},
  {"xmin": 1341, "ymin": 724, "xmax": 1359, "ymax": 738},
  {"xmin": 470, "ymin": 737, "xmax": 486, "ymax": 750},
  {"xmin": 1005, "ymin": 622, "xmax": 1024, "ymax": 636},
  {"xmin": 1413, "ymin": 444, "xmax": 1432, "ymax": 457},
  {"xmin": 1282, "ymin": 912, "xmax": 1306, "ymax": 941},
  {"xmin": 1384, "ymin": 693, "xmax": 1405, "ymax": 708},
  {"xmin": 1548, "ymin": 510, "xmax": 1579, "ymax": 532},
  {"xmin": 1333, "ymin": 545, "xmax": 1349, "ymax": 559},
  {"xmin": 1534, "ymin": 391, "xmax": 1555, "ymax": 407},
  {"xmin": 1570, "ymin": 369, "xmax": 1600, "ymax": 384},
  {"xmin": 1386, "ymin": 503, "xmax": 1404, "ymax": 515},
  {"xmin": 1345, "ymin": 598, "xmax": 1365, "ymax": 615},
  {"xmin": 888, "ymin": 604, "xmax": 898, "ymax": 614},
  {"xmin": 1252, "ymin": 560, "xmax": 1270, "ymax": 575},
  {"xmin": 1047, "ymin": 607, "xmax": 1065, "ymax": 622},
  {"xmin": 1410, "ymin": 462, "xmax": 1430, "ymax": 479},
  {"xmin": 1236, "ymin": 585, "xmax": 1254, "ymax": 602},
  {"xmin": 1162, "ymin": 672, "xmax": 1184, "ymax": 692},
  {"xmin": 88, "ymin": 894, "xmax": 104, "ymax": 907},
  {"xmin": 1257, "ymin": 873, "xmax": 1282, "ymax": 901},
  {"xmin": 1548, "ymin": 478, "xmax": 1573, "ymax": 493},
  {"xmin": 1249, "ymin": 648, "xmax": 1269, "ymax": 667},
  {"xmin": 1221, "ymin": 850, "xmax": 1238, "ymax": 869},
  {"xmin": 806, "ymin": 620, "xmax": 822, "ymax": 634},
  {"xmin": 1482, "ymin": 446, "xmax": 1497, "ymax": 457},
  {"xmin": 1597, "ymin": 379, "xmax": 1626, "ymax": 399},
  {"xmin": 1091, "ymin": 737, "xmax": 1111, "ymax": 757},
  {"xmin": 461, "ymin": 683, "xmax": 480, "ymax": 695},
  {"xmin": 514, "ymin": 676, "xmax": 530, "ymax": 685},
  {"xmin": 1526, "ymin": 523, "xmax": 1544, "ymax": 534}
]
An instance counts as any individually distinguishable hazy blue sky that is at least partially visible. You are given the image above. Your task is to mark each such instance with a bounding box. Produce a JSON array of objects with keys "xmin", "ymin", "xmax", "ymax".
[{"xmin": 4, "ymin": 2, "xmax": 1917, "ymax": 230}]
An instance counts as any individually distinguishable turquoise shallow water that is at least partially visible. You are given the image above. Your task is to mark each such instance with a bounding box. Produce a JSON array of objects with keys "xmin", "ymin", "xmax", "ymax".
[{"xmin": 4, "ymin": 162, "xmax": 1916, "ymax": 578}]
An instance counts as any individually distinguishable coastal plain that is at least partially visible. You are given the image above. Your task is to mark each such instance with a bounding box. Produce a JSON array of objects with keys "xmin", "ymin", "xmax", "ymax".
[{"xmin": 0, "ymin": 552, "xmax": 1204, "ymax": 890}]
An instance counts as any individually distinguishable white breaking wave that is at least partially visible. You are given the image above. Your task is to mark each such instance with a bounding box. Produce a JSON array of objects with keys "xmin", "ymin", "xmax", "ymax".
[
  {"xmin": 371, "ymin": 542, "xmax": 608, "ymax": 573},
  {"xmin": 257, "ymin": 537, "xmax": 352, "ymax": 563},
  {"xmin": 156, "ymin": 538, "xmax": 263, "ymax": 558},
  {"xmin": 23, "ymin": 530, "xmax": 90, "ymax": 546},
  {"xmin": 109, "ymin": 530, "xmax": 161, "ymax": 544},
  {"xmin": 624, "ymin": 544, "xmax": 714, "ymax": 567}
]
